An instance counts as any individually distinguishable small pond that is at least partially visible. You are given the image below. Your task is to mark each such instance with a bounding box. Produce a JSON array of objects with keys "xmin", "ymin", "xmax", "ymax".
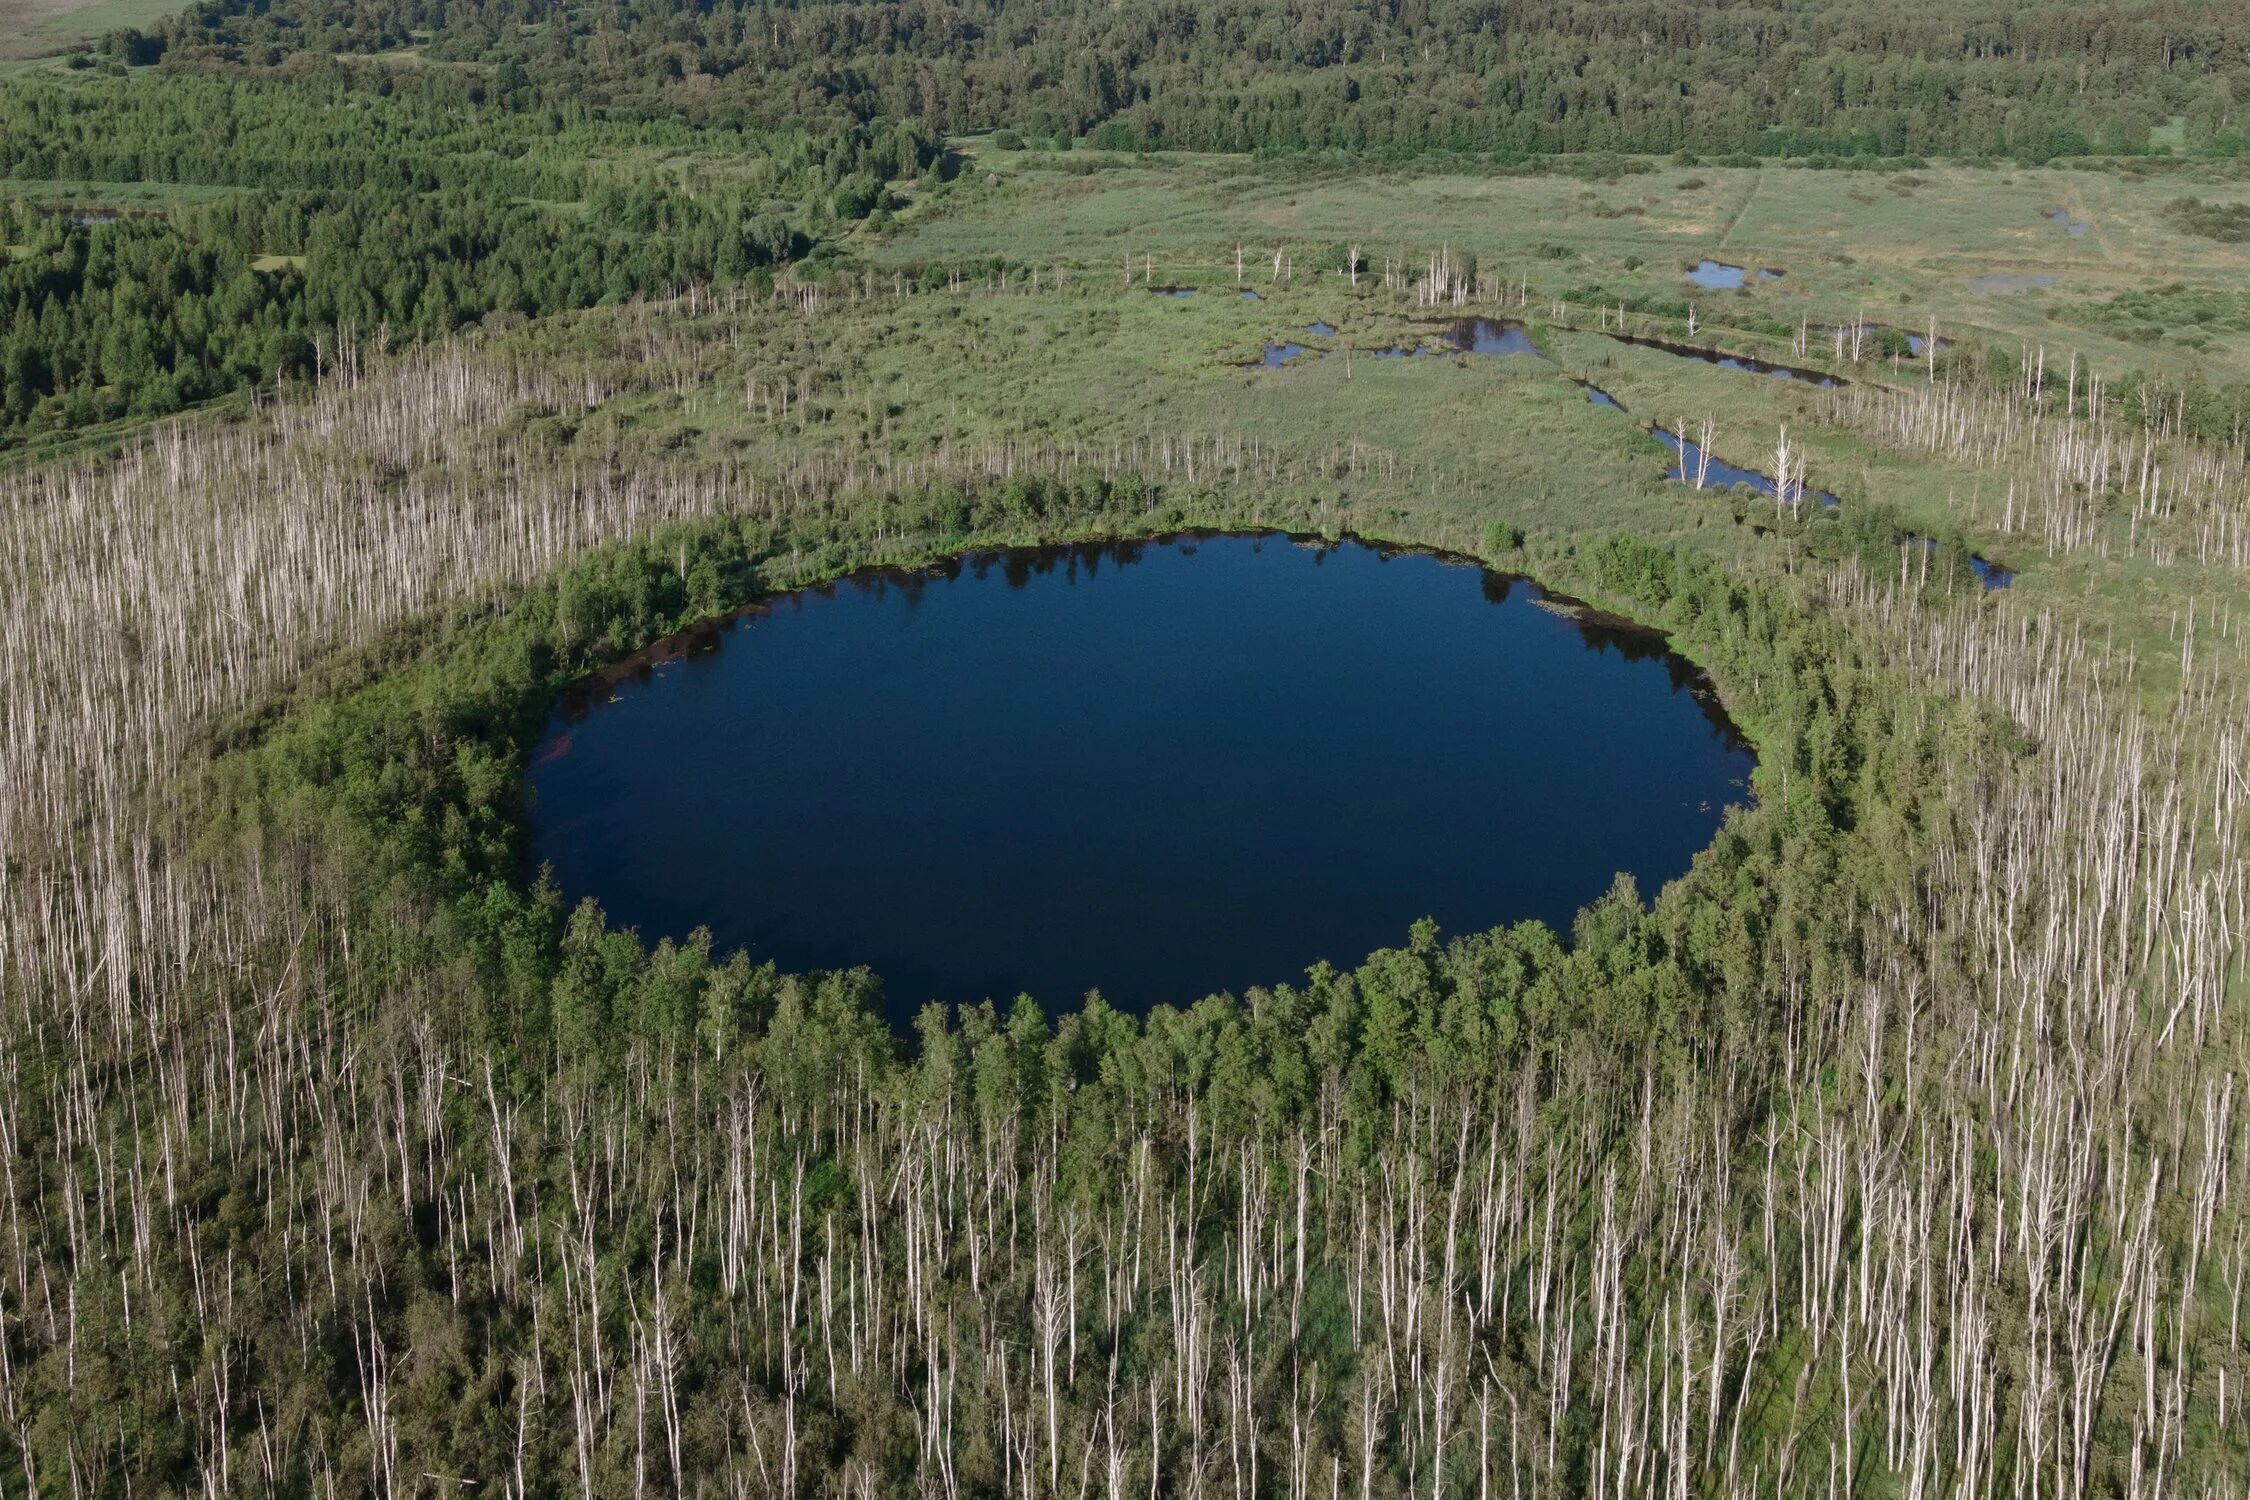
[
  {"xmin": 1365, "ymin": 318, "xmax": 1539, "ymax": 361},
  {"xmin": 1686, "ymin": 260, "xmax": 1783, "ymax": 290},
  {"xmin": 1655, "ymin": 427, "xmax": 1840, "ymax": 507},
  {"xmin": 1256, "ymin": 319, "xmax": 1538, "ymax": 367},
  {"xmin": 528, "ymin": 534, "xmax": 1755, "ymax": 1019},
  {"xmin": 1442, "ymin": 318, "xmax": 1543, "ymax": 357},
  {"xmin": 1908, "ymin": 535, "xmax": 2014, "ymax": 590},
  {"xmin": 1578, "ymin": 384, "xmax": 1843, "ymax": 507}
]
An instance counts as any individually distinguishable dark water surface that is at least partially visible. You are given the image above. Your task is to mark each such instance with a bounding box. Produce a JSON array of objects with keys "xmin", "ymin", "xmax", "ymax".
[
  {"xmin": 1600, "ymin": 331, "xmax": 1841, "ymax": 388},
  {"xmin": 1655, "ymin": 427, "xmax": 1841, "ymax": 507},
  {"xmin": 1442, "ymin": 318, "xmax": 1543, "ymax": 357},
  {"xmin": 528, "ymin": 534, "xmax": 1755, "ymax": 1020}
]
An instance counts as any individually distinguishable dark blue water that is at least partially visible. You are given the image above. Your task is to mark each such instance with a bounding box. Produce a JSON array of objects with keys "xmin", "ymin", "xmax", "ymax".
[
  {"xmin": 1655, "ymin": 427, "xmax": 1840, "ymax": 507},
  {"xmin": 1577, "ymin": 387, "xmax": 1838, "ymax": 506},
  {"xmin": 1443, "ymin": 318, "xmax": 1542, "ymax": 357},
  {"xmin": 527, "ymin": 534, "xmax": 1754, "ymax": 1020},
  {"xmin": 1364, "ymin": 319, "xmax": 1541, "ymax": 361},
  {"xmin": 1599, "ymin": 332, "xmax": 1839, "ymax": 388}
]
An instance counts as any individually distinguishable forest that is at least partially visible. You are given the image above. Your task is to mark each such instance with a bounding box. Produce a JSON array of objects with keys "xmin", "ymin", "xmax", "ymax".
[
  {"xmin": 146, "ymin": 0, "xmax": 2250, "ymax": 159},
  {"xmin": 0, "ymin": 68, "xmax": 938, "ymax": 443},
  {"xmin": 4, "ymin": 0, "xmax": 2250, "ymax": 1491},
  {"xmin": 7, "ymin": 0, "xmax": 2250, "ymax": 448}
]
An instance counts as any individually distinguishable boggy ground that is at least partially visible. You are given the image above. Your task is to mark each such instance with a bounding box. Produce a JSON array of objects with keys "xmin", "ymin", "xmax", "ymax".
[{"xmin": 874, "ymin": 150, "xmax": 2250, "ymax": 385}]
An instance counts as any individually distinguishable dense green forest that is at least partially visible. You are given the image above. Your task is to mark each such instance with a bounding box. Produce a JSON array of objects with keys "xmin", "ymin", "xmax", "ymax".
[
  {"xmin": 150, "ymin": 0, "xmax": 2250, "ymax": 158},
  {"xmin": 0, "ymin": 69, "xmax": 935, "ymax": 440}
]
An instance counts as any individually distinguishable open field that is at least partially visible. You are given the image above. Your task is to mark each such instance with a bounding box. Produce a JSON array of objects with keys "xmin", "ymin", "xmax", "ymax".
[
  {"xmin": 0, "ymin": 0, "xmax": 171, "ymax": 57},
  {"xmin": 882, "ymin": 154, "xmax": 2250, "ymax": 383}
]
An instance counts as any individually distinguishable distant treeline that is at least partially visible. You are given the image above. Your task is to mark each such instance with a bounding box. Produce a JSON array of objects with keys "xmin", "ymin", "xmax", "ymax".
[{"xmin": 148, "ymin": 0, "xmax": 2250, "ymax": 160}]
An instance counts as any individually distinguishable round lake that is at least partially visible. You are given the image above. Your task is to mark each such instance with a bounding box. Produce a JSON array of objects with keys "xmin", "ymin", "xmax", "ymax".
[{"xmin": 527, "ymin": 534, "xmax": 1755, "ymax": 1019}]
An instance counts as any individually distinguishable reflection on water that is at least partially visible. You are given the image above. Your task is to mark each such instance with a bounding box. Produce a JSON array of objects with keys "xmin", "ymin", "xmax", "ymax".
[
  {"xmin": 1654, "ymin": 427, "xmax": 1839, "ymax": 507},
  {"xmin": 1686, "ymin": 260, "xmax": 1783, "ymax": 289},
  {"xmin": 1600, "ymin": 331, "xmax": 1840, "ymax": 387},
  {"xmin": 1362, "ymin": 319, "xmax": 1542, "ymax": 361},
  {"xmin": 530, "ymin": 534, "xmax": 1756, "ymax": 1020}
]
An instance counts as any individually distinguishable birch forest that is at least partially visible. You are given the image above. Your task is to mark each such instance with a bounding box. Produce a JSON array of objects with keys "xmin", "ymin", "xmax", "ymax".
[{"xmin": 0, "ymin": 263, "xmax": 2238, "ymax": 1493}]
